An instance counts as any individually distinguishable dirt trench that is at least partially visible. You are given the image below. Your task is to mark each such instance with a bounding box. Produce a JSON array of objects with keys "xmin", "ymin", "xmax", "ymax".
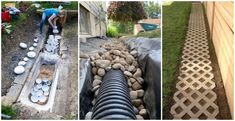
[{"xmin": 1, "ymin": 12, "xmax": 40, "ymax": 95}]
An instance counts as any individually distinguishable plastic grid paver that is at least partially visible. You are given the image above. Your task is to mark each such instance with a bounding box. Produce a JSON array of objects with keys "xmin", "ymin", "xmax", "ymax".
[{"xmin": 170, "ymin": 3, "xmax": 219, "ymax": 119}]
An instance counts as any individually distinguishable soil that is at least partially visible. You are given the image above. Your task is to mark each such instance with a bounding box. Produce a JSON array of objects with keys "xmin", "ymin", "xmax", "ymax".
[
  {"xmin": 1, "ymin": 12, "xmax": 41, "ymax": 95},
  {"xmin": 59, "ymin": 17, "xmax": 78, "ymax": 119},
  {"xmin": 12, "ymin": 16, "xmax": 78, "ymax": 120},
  {"xmin": 205, "ymin": 17, "xmax": 232, "ymax": 119},
  {"xmin": 38, "ymin": 64, "xmax": 55, "ymax": 81}
]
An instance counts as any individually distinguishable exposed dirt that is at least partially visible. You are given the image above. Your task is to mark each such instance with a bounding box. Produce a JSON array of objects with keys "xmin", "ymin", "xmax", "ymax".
[
  {"xmin": 64, "ymin": 19, "xmax": 78, "ymax": 119},
  {"xmin": 59, "ymin": 17, "xmax": 78, "ymax": 119},
  {"xmin": 1, "ymin": 12, "xmax": 41, "ymax": 95},
  {"xmin": 38, "ymin": 64, "xmax": 55, "ymax": 81},
  {"xmin": 205, "ymin": 13, "xmax": 232, "ymax": 119},
  {"xmin": 12, "ymin": 16, "xmax": 78, "ymax": 120}
]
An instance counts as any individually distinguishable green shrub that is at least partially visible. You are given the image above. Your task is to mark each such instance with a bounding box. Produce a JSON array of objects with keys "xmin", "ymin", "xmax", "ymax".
[
  {"xmin": 1, "ymin": 105, "xmax": 16, "ymax": 119},
  {"xmin": 106, "ymin": 25, "xmax": 118, "ymax": 37}
]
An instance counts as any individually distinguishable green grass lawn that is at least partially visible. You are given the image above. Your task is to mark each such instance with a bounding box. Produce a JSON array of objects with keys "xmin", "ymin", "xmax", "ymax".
[
  {"xmin": 162, "ymin": 2, "xmax": 192, "ymax": 118},
  {"xmin": 136, "ymin": 29, "xmax": 161, "ymax": 38},
  {"xmin": 1, "ymin": 105, "xmax": 16, "ymax": 119}
]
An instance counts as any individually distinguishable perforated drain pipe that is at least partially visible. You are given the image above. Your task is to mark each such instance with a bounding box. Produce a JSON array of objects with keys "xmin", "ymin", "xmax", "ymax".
[{"xmin": 91, "ymin": 69, "xmax": 136, "ymax": 120}]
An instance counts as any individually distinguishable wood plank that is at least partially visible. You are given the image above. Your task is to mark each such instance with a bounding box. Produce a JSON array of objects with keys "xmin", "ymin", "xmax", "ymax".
[{"xmin": 215, "ymin": 2, "xmax": 234, "ymax": 31}]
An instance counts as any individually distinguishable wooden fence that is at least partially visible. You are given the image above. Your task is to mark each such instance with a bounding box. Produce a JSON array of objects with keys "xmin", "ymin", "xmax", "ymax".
[{"xmin": 203, "ymin": 1, "xmax": 234, "ymax": 118}]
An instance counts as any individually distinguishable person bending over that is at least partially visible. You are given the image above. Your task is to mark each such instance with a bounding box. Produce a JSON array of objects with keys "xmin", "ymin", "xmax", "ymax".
[{"xmin": 39, "ymin": 8, "xmax": 66, "ymax": 34}]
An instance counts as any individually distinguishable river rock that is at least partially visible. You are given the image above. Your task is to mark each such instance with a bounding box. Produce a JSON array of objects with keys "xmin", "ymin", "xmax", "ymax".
[
  {"xmin": 85, "ymin": 112, "xmax": 92, "ymax": 120},
  {"xmin": 18, "ymin": 61, "xmax": 26, "ymax": 66},
  {"xmin": 95, "ymin": 60, "xmax": 111, "ymax": 68},
  {"xmin": 29, "ymin": 46, "xmax": 34, "ymax": 51},
  {"xmin": 97, "ymin": 68, "xmax": 105, "ymax": 76},
  {"xmin": 113, "ymin": 57, "xmax": 127, "ymax": 65},
  {"xmin": 23, "ymin": 57, "xmax": 29, "ymax": 62},
  {"xmin": 112, "ymin": 63, "xmax": 123, "ymax": 69},
  {"xmin": 133, "ymin": 68, "xmax": 142, "ymax": 78},
  {"xmin": 111, "ymin": 49, "xmax": 121, "ymax": 56},
  {"xmin": 53, "ymin": 29, "xmax": 59, "ymax": 34},
  {"xmin": 19, "ymin": 42, "xmax": 27, "ymax": 49},
  {"xmin": 34, "ymin": 38, "xmax": 38, "ymax": 42},
  {"xmin": 92, "ymin": 67, "xmax": 97, "ymax": 75},
  {"xmin": 92, "ymin": 99, "xmax": 95, "ymax": 106},
  {"xmin": 130, "ymin": 50, "xmax": 138, "ymax": 57},
  {"xmin": 27, "ymin": 51, "xmax": 36, "ymax": 58},
  {"xmin": 14, "ymin": 66, "xmax": 25, "ymax": 74},
  {"xmin": 33, "ymin": 43, "xmax": 37, "ymax": 47},
  {"xmin": 94, "ymin": 75, "xmax": 102, "ymax": 80},
  {"xmin": 133, "ymin": 106, "xmax": 139, "ymax": 114},
  {"xmin": 95, "ymin": 89, "xmax": 99, "ymax": 97},
  {"xmin": 138, "ymin": 105, "xmax": 145, "ymax": 110},
  {"xmin": 128, "ymin": 65, "xmax": 135, "ymax": 72},
  {"xmin": 139, "ymin": 109, "xmax": 147, "ymax": 117},
  {"xmin": 105, "ymin": 66, "xmax": 112, "ymax": 71},
  {"xmin": 128, "ymin": 80, "xmax": 132, "ymax": 87},
  {"xmin": 130, "ymin": 91, "xmax": 138, "ymax": 100},
  {"xmin": 103, "ymin": 52, "xmax": 112, "ymax": 60},
  {"xmin": 132, "ymin": 99, "xmax": 142, "ymax": 107},
  {"xmin": 130, "ymin": 78, "xmax": 136, "ymax": 83},
  {"xmin": 137, "ymin": 89, "xmax": 144, "ymax": 97},
  {"xmin": 126, "ymin": 54, "xmax": 135, "ymax": 64},
  {"xmin": 132, "ymin": 82, "xmax": 142, "ymax": 90},
  {"xmin": 90, "ymin": 56, "xmax": 95, "ymax": 61},
  {"xmin": 132, "ymin": 61, "xmax": 138, "ymax": 68},
  {"xmin": 136, "ymin": 115, "xmax": 144, "ymax": 120},
  {"xmin": 136, "ymin": 77, "xmax": 144, "ymax": 84},
  {"xmin": 95, "ymin": 53, "xmax": 101, "ymax": 59},
  {"xmin": 92, "ymin": 85, "xmax": 100, "ymax": 92},
  {"xmin": 124, "ymin": 71, "xmax": 132, "ymax": 77},
  {"xmin": 92, "ymin": 79, "xmax": 102, "ymax": 87}
]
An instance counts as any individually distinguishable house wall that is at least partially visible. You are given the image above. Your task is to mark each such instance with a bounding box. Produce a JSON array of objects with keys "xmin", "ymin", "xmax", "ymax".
[
  {"xmin": 79, "ymin": 1, "xmax": 106, "ymax": 37},
  {"xmin": 203, "ymin": 1, "xmax": 234, "ymax": 118}
]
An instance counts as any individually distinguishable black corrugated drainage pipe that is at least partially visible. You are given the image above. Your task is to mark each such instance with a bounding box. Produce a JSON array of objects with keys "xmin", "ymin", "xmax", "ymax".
[{"xmin": 91, "ymin": 69, "xmax": 136, "ymax": 120}]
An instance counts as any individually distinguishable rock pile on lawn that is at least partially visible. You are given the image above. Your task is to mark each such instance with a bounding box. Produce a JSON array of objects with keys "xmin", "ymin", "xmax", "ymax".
[{"xmin": 86, "ymin": 39, "xmax": 148, "ymax": 119}]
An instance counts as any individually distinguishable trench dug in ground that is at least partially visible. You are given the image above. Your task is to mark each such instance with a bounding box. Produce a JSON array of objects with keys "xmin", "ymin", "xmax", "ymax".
[
  {"xmin": 1, "ymin": 13, "xmax": 78, "ymax": 119},
  {"xmin": 80, "ymin": 37, "xmax": 161, "ymax": 119}
]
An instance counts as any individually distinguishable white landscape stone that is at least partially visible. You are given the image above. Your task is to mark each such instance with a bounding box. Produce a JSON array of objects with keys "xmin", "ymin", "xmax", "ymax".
[
  {"xmin": 23, "ymin": 57, "xmax": 29, "ymax": 61},
  {"xmin": 29, "ymin": 46, "xmax": 34, "ymax": 51},
  {"xmin": 34, "ymin": 38, "xmax": 38, "ymax": 43},
  {"xmin": 18, "ymin": 61, "xmax": 26, "ymax": 66},
  {"xmin": 85, "ymin": 112, "xmax": 92, "ymax": 120},
  {"xmin": 55, "ymin": 35, "xmax": 62, "ymax": 40},
  {"xmin": 49, "ymin": 35, "xmax": 54, "ymax": 40},
  {"xmin": 31, "ymin": 95, "xmax": 39, "ymax": 102},
  {"xmin": 33, "ymin": 43, "xmax": 37, "ymax": 47},
  {"xmin": 53, "ymin": 29, "xmax": 59, "ymax": 34},
  {"xmin": 14, "ymin": 66, "xmax": 25, "ymax": 74},
  {"xmin": 27, "ymin": 51, "xmax": 36, "ymax": 58},
  {"xmin": 19, "ymin": 42, "xmax": 27, "ymax": 49}
]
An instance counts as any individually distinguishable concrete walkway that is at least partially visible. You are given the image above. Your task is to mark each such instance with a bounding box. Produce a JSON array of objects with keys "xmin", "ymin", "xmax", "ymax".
[{"xmin": 170, "ymin": 3, "xmax": 219, "ymax": 119}]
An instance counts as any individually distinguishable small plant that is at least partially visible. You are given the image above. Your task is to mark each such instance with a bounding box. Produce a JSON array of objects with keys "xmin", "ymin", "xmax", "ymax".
[
  {"xmin": 1, "ymin": 105, "xmax": 17, "ymax": 119},
  {"xmin": 106, "ymin": 25, "xmax": 118, "ymax": 37}
]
